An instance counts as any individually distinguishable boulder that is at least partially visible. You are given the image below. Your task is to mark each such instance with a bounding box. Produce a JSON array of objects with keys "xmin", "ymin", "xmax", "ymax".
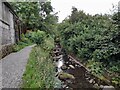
[{"xmin": 57, "ymin": 72, "xmax": 75, "ymax": 81}]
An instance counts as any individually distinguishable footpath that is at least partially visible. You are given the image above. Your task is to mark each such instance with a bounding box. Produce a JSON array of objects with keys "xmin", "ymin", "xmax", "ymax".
[{"xmin": 0, "ymin": 45, "xmax": 35, "ymax": 88}]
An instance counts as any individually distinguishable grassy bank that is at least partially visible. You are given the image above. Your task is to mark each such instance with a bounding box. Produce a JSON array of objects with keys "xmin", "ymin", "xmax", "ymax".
[
  {"xmin": 21, "ymin": 37, "xmax": 55, "ymax": 88},
  {"xmin": 13, "ymin": 34, "xmax": 33, "ymax": 52},
  {"xmin": 13, "ymin": 41, "xmax": 33, "ymax": 52}
]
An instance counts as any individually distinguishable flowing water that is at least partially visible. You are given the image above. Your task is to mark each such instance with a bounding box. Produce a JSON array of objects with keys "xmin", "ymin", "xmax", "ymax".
[{"xmin": 52, "ymin": 42, "xmax": 115, "ymax": 90}]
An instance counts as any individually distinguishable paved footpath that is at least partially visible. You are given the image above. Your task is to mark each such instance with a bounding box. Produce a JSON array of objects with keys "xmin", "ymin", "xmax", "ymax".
[{"xmin": 0, "ymin": 45, "xmax": 35, "ymax": 88}]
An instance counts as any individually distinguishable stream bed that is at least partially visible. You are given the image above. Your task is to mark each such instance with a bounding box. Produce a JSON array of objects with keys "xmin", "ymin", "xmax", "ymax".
[{"xmin": 51, "ymin": 41, "xmax": 115, "ymax": 90}]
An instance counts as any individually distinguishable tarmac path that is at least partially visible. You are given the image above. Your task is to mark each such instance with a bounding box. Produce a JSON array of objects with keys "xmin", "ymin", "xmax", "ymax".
[{"xmin": 0, "ymin": 45, "xmax": 35, "ymax": 88}]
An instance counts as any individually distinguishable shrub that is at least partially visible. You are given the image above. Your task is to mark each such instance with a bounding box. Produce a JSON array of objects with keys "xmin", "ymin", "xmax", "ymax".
[
  {"xmin": 13, "ymin": 34, "xmax": 33, "ymax": 52},
  {"xmin": 57, "ymin": 8, "xmax": 120, "ymax": 86},
  {"xmin": 26, "ymin": 30, "xmax": 46, "ymax": 45}
]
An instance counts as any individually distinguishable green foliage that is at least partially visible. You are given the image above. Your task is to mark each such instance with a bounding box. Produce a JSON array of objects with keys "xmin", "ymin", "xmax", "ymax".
[
  {"xmin": 22, "ymin": 46, "xmax": 55, "ymax": 88},
  {"xmin": 10, "ymin": 1, "xmax": 58, "ymax": 33},
  {"xmin": 57, "ymin": 7, "xmax": 120, "ymax": 86},
  {"xmin": 86, "ymin": 59, "xmax": 104, "ymax": 76},
  {"xmin": 13, "ymin": 34, "xmax": 33, "ymax": 52},
  {"xmin": 58, "ymin": 9, "xmax": 120, "ymax": 62},
  {"xmin": 40, "ymin": 2, "xmax": 53, "ymax": 16},
  {"xmin": 26, "ymin": 30, "xmax": 46, "ymax": 45},
  {"xmin": 21, "ymin": 37, "xmax": 55, "ymax": 88},
  {"xmin": 11, "ymin": 2, "xmax": 40, "ymax": 29}
]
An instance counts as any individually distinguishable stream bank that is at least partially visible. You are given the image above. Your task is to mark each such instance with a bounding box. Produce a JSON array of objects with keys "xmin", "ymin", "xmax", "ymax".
[{"xmin": 51, "ymin": 39, "xmax": 115, "ymax": 90}]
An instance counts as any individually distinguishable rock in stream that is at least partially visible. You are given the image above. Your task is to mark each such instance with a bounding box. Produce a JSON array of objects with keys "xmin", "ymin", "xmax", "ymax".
[{"xmin": 52, "ymin": 39, "xmax": 115, "ymax": 90}]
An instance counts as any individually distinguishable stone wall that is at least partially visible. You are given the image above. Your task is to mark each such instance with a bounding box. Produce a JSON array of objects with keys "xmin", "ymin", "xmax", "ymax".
[
  {"xmin": 0, "ymin": 44, "xmax": 13, "ymax": 59},
  {"xmin": 0, "ymin": 46, "xmax": 2, "ymax": 59},
  {"xmin": 0, "ymin": 2, "xmax": 15, "ymax": 59}
]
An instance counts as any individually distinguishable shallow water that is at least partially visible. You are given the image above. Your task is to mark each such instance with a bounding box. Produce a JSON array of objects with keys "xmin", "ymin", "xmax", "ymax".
[{"xmin": 52, "ymin": 43, "xmax": 114, "ymax": 89}]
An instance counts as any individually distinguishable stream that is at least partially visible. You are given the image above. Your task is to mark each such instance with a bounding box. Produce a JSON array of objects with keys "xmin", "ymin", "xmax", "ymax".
[{"xmin": 51, "ymin": 40, "xmax": 115, "ymax": 90}]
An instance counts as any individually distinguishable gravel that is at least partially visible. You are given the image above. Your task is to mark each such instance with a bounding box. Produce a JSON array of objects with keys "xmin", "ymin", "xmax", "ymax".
[{"xmin": 0, "ymin": 45, "xmax": 35, "ymax": 88}]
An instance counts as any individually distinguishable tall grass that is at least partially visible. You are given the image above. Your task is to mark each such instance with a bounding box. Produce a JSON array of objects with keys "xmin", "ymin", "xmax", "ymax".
[{"xmin": 21, "ymin": 37, "xmax": 55, "ymax": 88}]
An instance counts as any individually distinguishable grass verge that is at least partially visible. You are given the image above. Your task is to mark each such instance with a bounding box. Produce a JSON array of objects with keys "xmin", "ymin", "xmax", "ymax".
[
  {"xmin": 13, "ymin": 41, "xmax": 33, "ymax": 52},
  {"xmin": 21, "ymin": 37, "xmax": 55, "ymax": 88}
]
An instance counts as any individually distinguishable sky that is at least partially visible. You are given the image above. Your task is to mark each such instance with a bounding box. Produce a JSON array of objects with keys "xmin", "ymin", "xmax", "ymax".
[{"xmin": 51, "ymin": 0, "xmax": 119, "ymax": 22}]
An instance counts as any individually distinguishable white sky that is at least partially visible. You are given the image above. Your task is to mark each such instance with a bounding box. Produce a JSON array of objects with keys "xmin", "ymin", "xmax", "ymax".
[{"xmin": 51, "ymin": 0, "xmax": 119, "ymax": 22}]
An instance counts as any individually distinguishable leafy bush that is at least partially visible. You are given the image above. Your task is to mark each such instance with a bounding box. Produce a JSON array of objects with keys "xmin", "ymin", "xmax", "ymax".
[
  {"xmin": 26, "ymin": 30, "xmax": 46, "ymax": 45},
  {"xmin": 58, "ymin": 10, "xmax": 120, "ymax": 63},
  {"xmin": 57, "ymin": 7, "xmax": 120, "ymax": 86},
  {"xmin": 13, "ymin": 34, "xmax": 33, "ymax": 52},
  {"xmin": 86, "ymin": 59, "xmax": 104, "ymax": 76}
]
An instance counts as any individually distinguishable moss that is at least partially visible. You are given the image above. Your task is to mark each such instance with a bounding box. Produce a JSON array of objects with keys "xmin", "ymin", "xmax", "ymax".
[{"xmin": 57, "ymin": 72, "xmax": 75, "ymax": 81}]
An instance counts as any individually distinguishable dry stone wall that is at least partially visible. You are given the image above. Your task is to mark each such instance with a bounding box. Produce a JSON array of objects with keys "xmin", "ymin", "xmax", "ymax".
[{"xmin": 0, "ymin": 44, "xmax": 13, "ymax": 59}]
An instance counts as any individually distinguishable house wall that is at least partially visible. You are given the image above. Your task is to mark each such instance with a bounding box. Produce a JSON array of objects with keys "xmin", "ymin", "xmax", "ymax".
[
  {"xmin": 0, "ymin": 21, "xmax": 2, "ymax": 46},
  {"xmin": 0, "ymin": 1, "xmax": 3, "ymax": 59},
  {"xmin": 0, "ymin": 1, "xmax": 2, "ymax": 20},
  {"xmin": 0, "ymin": 2, "xmax": 16, "ymax": 45},
  {"xmin": 0, "ymin": 0, "xmax": 2, "ymax": 45},
  {"xmin": 0, "ymin": 2, "xmax": 16, "ymax": 59},
  {"xmin": 10, "ymin": 11, "xmax": 15, "ymax": 44},
  {"xmin": 2, "ymin": 23, "xmax": 10, "ymax": 45},
  {"xmin": 2, "ymin": 3, "xmax": 11, "ymax": 45}
]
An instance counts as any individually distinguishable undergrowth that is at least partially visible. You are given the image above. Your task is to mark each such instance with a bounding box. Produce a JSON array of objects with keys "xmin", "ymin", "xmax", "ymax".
[
  {"xmin": 21, "ymin": 37, "xmax": 55, "ymax": 88},
  {"xmin": 13, "ymin": 34, "xmax": 33, "ymax": 52}
]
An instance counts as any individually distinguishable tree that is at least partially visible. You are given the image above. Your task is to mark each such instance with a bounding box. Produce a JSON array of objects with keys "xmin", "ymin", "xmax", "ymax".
[
  {"xmin": 11, "ymin": 2, "xmax": 40, "ymax": 30},
  {"xmin": 69, "ymin": 7, "xmax": 88, "ymax": 23},
  {"xmin": 57, "ymin": 6, "xmax": 120, "ymax": 86},
  {"xmin": 10, "ymin": 1, "xmax": 58, "ymax": 33}
]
